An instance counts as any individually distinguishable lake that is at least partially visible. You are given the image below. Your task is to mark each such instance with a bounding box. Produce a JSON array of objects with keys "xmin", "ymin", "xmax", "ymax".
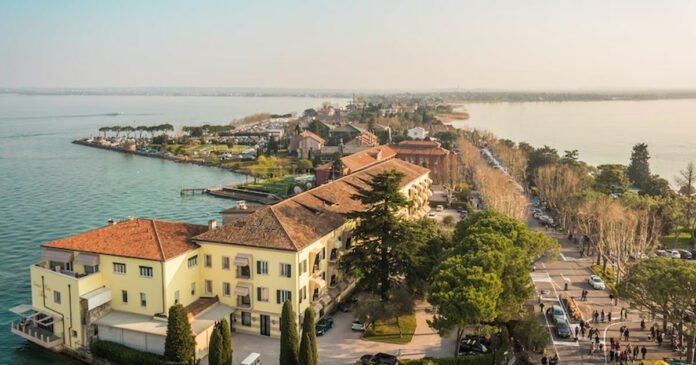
[
  {"xmin": 451, "ymin": 99, "xmax": 696, "ymax": 182},
  {"xmin": 0, "ymin": 94, "xmax": 345, "ymax": 364}
]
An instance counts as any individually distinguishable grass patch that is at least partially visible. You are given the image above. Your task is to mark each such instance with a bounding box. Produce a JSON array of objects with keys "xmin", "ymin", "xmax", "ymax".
[
  {"xmin": 661, "ymin": 229, "xmax": 693, "ymax": 249},
  {"xmin": 363, "ymin": 314, "xmax": 417, "ymax": 344}
]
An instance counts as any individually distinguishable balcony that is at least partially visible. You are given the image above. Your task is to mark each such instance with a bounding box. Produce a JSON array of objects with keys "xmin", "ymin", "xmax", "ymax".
[
  {"xmin": 11, "ymin": 322, "xmax": 62, "ymax": 349},
  {"xmin": 34, "ymin": 260, "xmax": 100, "ymax": 280}
]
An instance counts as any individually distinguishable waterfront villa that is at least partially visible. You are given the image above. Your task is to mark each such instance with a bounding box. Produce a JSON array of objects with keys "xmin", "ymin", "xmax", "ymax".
[{"xmin": 10, "ymin": 158, "xmax": 431, "ymax": 359}]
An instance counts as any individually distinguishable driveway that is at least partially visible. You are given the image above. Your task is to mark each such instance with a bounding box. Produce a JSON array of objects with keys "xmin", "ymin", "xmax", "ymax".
[
  {"xmin": 427, "ymin": 208, "xmax": 462, "ymax": 223},
  {"xmin": 203, "ymin": 308, "xmax": 456, "ymax": 364}
]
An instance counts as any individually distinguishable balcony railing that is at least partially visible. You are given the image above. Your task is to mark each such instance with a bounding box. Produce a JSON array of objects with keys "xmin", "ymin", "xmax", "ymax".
[
  {"xmin": 34, "ymin": 261, "xmax": 99, "ymax": 279},
  {"xmin": 11, "ymin": 322, "xmax": 62, "ymax": 349}
]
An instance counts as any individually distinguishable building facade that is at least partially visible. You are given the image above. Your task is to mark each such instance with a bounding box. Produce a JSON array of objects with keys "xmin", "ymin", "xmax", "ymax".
[{"xmin": 10, "ymin": 158, "xmax": 431, "ymax": 359}]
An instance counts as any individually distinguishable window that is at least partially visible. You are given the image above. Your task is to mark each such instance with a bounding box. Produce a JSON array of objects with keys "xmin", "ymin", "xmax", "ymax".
[
  {"xmin": 139, "ymin": 266, "xmax": 153, "ymax": 278},
  {"xmin": 276, "ymin": 290, "xmax": 292, "ymax": 304},
  {"xmin": 257, "ymin": 287, "xmax": 269, "ymax": 302},
  {"xmin": 53, "ymin": 291, "xmax": 61, "ymax": 304},
  {"xmin": 187, "ymin": 255, "xmax": 198, "ymax": 268},
  {"xmin": 330, "ymin": 274, "xmax": 337, "ymax": 286},
  {"xmin": 140, "ymin": 293, "xmax": 147, "ymax": 307},
  {"xmin": 222, "ymin": 282, "xmax": 231, "ymax": 297},
  {"xmin": 174, "ymin": 290, "xmax": 179, "ymax": 304},
  {"xmin": 205, "ymin": 280, "xmax": 213, "ymax": 294},
  {"xmin": 279, "ymin": 263, "xmax": 292, "ymax": 278},
  {"xmin": 85, "ymin": 265, "xmax": 99, "ymax": 274},
  {"xmin": 191, "ymin": 282, "xmax": 196, "ymax": 296},
  {"xmin": 241, "ymin": 312, "xmax": 252, "ymax": 327},
  {"xmin": 236, "ymin": 265, "xmax": 250, "ymax": 279},
  {"xmin": 256, "ymin": 260, "xmax": 268, "ymax": 275},
  {"xmin": 299, "ymin": 286, "xmax": 306, "ymax": 304},
  {"xmin": 204, "ymin": 254, "xmax": 212, "ymax": 268},
  {"xmin": 222, "ymin": 256, "xmax": 230, "ymax": 270},
  {"xmin": 322, "ymin": 247, "xmax": 326, "ymax": 260},
  {"xmin": 121, "ymin": 290, "xmax": 128, "ymax": 304},
  {"xmin": 113, "ymin": 262, "xmax": 126, "ymax": 274},
  {"xmin": 330, "ymin": 248, "xmax": 338, "ymax": 261}
]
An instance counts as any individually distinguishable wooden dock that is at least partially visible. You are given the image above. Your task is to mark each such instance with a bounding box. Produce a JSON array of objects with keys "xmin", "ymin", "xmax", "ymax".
[
  {"xmin": 180, "ymin": 185, "xmax": 281, "ymax": 205},
  {"xmin": 180, "ymin": 187, "xmax": 208, "ymax": 195}
]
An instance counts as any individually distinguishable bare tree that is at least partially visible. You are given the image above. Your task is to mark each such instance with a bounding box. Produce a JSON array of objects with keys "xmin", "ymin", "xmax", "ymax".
[{"xmin": 676, "ymin": 162, "xmax": 696, "ymax": 243}]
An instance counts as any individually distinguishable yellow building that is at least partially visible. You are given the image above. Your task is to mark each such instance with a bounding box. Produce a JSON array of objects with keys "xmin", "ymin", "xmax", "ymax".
[{"xmin": 10, "ymin": 158, "xmax": 431, "ymax": 358}]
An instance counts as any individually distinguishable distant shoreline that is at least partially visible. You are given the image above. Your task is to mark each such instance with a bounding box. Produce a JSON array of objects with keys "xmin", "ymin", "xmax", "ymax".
[{"xmin": 72, "ymin": 139, "xmax": 250, "ymax": 176}]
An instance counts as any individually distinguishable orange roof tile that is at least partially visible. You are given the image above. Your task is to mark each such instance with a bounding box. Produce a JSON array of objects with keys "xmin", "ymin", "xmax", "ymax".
[
  {"xmin": 195, "ymin": 158, "xmax": 429, "ymax": 251},
  {"xmin": 299, "ymin": 130, "xmax": 325, "ymax": 144},
  {"xmin": 42, "ymin": 219, "xmax": 206, "ymax": 261}
]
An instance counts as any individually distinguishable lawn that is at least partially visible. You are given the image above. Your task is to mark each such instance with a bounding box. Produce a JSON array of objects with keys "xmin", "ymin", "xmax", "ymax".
[
  {"xmin": 661, "ymin": 226, "xmax": 693, "ymax": 249},
  {"xmin": 363, "ymin": 314, "xmax": 417, "ymax": 344}
]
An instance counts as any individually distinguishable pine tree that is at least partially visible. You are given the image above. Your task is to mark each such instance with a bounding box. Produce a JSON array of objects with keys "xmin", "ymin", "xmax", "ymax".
[
  {"xmin": 208, "ymin": 323, "xmax": 224, "ymax": 365},
  {"xmin": 299, "ymin": 307, "xmax": 318, "ymax": 365},
  {"xmin": 627, "ymin": 142, "xmax": 651, "ymax": 189},
  {"xmin": 218, "ymin": 318, "xmax": 233, "ymax": 365},
  {"xmin": 280, "ymin": 300, "xmax": 299, "ymax": 365},
  {"xmin": 164, "ymin": 304, "xmax": 195, "ymax": 363}
]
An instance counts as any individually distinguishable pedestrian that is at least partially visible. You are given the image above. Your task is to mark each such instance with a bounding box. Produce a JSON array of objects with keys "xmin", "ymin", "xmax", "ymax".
[
  {"xmin": 580, "ymin": 318, "xmax": 585, "ymax": 330},
  {"xmin": 657, "ymin": 332, "xmax": 663, "ymax": 346},
  {"xmin": 541, "ymin": 355, "xmax": 548, "ymax": 365},
  {"xmin": 540, "ymin": 301, "xmax": 545, "ymax": 313},
  {"xmin": 610, "ymin": 348, "xmax": 615, "ymax": 361},
  {"xmin": 650, "ymin": 326, "xmax": 655, "ymax": 340},
  {"xmin": 625, "ymin": 328, "xmax": 630, "ymax": 342},
  {"xmin": 595, "ymin": 334, "xmax": 600, "ymax": 344},
  {"xmin": 633, "ymin": 345, "xmax": 639, "ymax": 359},
  {"xmin": 581, "ymin": 326, "xmax": 586, "ymax": 337},
  {"xmin": 575, "ymin": 325, "xmax": 579, "ymax": 340},
  {"xmin": 608, "ymin": 311, "xmax": 612, "ymax": 322},
  {"xmin": 589, "ymin": 342, "xmax": 595, "ymax": 355},
  {"xmin": 641, "ymin": 345, "xmax": 647, "ymax": 359},
  {"xmin": 641, "ymin": 319, "xmax": 645, "ymax": 330},
  {"xmin": 594, "ymin": 310, "xmax": 599, "ymax": 323},
  {"xmin": 615, "ymin": 349, "xmax": 620, "ymax": 363},
  {"xmin": 621, "ymin": 351, "xmax": 627, "ymax": 364},
  {"xmin": 602, "ymin": 309, "xmax": 605, "ymax": 322},
  {"xmin": 599, "ymin": 342, "xmax": 604, "ymax": 354}
]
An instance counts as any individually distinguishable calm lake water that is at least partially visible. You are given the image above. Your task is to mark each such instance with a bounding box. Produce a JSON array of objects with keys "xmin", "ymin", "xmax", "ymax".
[
  {"xmin": 0, "ymin": 94, "xmax": 345, "ymax": 364},
  {"xmin": 452, "ymin": 99, "xmax": 696, "ymax": 181}
]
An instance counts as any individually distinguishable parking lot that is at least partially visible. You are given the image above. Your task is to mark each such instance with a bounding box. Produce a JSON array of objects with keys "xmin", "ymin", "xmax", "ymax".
[{"xmin": 210, "ymin": 307, "xmax": 456, "ymax": 365}]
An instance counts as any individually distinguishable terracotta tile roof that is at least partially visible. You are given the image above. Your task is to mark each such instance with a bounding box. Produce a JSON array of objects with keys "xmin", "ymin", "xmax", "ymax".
[
  {"xmin": 299, "ymin": 130, "xmax": 325, "ymax": 144},
  {"xmin": 345, "ymin": 131, "xmax": 378, "ymax": 147},
  {"xmin": 391, "ymin": 140, "xmax": 451, "ymax": 156},
  {"xmin": 220, "ymin": 205, "xmax": 264, "ymax": 214},
  {"xmin": 195, "ymin": 158, "xmax": 429, "ymax": 251},
  {"xmin": 42, "ymin": 219, "xmax": 206, "ymax": 261},
  {"xmin": 315, "ymin": 145, "xmax": 396, "ymax": 176}
]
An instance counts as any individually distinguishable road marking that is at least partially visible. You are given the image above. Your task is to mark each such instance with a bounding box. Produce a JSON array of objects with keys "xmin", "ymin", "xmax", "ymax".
[
  {"xmin": 560, "ymin": 253, "xmax": 576, "ymax": 261},
  {"xmin": 560, "ymin": 274, "xmax": 571, "ymax": 282},
  {"xmin": 531, "ymin": 273, "xmax": 552, "ymax": 283}
]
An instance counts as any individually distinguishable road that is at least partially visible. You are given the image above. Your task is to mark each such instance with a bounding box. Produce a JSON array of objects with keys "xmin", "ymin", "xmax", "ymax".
[{"xmin": 527, "ymin": 215, "xmax": 679, "ymax": 364}]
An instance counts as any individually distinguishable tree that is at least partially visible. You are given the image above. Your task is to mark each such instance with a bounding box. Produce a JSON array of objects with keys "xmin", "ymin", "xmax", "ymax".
[
  {"xmin": 339, "ymin": 170, "xmax": 426, "ymax": 300},
  {"xmin": 296, "ymin": 159, "xmax": 313, "ymax": 173},
  {"xmin": 280, "ymin": 300, "xmax": 299, "ymax": 365},
  {"xmin": 303, "ymin": 108, "xmax": 317, "ymax": 117},
  {"xmin": 642, "ymin": 174, "xmax": 674, "ymax": 198},
  {"xmin": 267, "ymin": 136, "xmax": 279, "ymax": 155},
  {"xmin": 676, "ymin": 162, "xmax": 696, "ymax": 243},
  {"xmin": 299, "ymin": 308, "xmax": 318, "ymax": 365},
  {"xmin": 618, "ymin": 257, "xmax": 696, "ymax": 362},
  {"xmin": 208, "ymin": 324, "xmax": 224, "ymax": 365},
  {"xmin": 164, "ymin": 304, "xmax": 195, "ymax": 363},
  {"xmin": 627, "ymin": 143, "xmax": 651, "ymax": 189},
  {"xmin": 330, "ymin": 152, "xmax": 344, "ymax": 179},
  {"xmin": 428, "ymin": 257, "xmax": 503, "ymax": 357},
  {"xmin": 98, "ymin": 126, "xmax": 110, "ymax": 138},
  {"xmin": 593, "ymin": 164, "xmax": 629, "ymax": 194},
  {"xmin": 512, "ymin": 314, "xmax": 551, "ymax": 353},
  {"xmin": 218, "ymin": 318, "xmax": 232, "ymax": 365},
  {"xmin": 136, "ymin": 125, "xmax": 148, "ymax": 139}
]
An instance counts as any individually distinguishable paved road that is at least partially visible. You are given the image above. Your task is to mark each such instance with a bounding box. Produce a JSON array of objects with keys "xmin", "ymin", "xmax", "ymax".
[{"xmin": 527, "ymin": 215, "xmax": 680, "ymax": 364}]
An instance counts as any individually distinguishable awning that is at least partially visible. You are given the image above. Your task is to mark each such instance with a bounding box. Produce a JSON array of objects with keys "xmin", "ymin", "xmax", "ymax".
[
  {"xmin": 234, "ymin": 254, "xmax": 251, "ymax": 267},
  {"xmin": 310, "ymin": 277, "xmax": 326, "ymax": 290},
  {"xmin": 80, "ymin": 287, "xmax": 111, "ymax": 310},
  {"xmin": 331, "ymin": 238, "xmax": 342, "ymax": 249},
  {"xmin": 39, "ymin": 249, "xmax": 73, "ymax": 263},
  {"xmin": 9, "ymin": 304, "xmax": 60, "ymax": 320},
  {"xmin": 319, "ymin": 294, "xmax": 332, "ymax": 306},
  {"xmin": 234, "ymin": 284, "xmax": 250, "ymax": 297},
  {"xmin": 74, "ymin": 253, "xmax": 99, "ymax": 266}
]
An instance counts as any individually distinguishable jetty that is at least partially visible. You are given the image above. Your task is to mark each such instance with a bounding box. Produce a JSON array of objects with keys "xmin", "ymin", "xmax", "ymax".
[{"xmin": 180, "ymin": 185, "xmax": 281, "ymax": 205}]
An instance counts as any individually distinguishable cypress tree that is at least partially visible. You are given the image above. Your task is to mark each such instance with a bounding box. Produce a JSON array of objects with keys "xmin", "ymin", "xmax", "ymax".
[
  {"xmin": 279, "ymin": 300, "xmax": 299, "ymax": 365},
  {"xmin": 299, "ymin": 307, "xmax": 318, "ymax": 365},
  {"xmin": 164, "ymin": 304, "xmax": 195, "ymax": 363},
  {"xmin": 218, "ymin": 318, "xmax": 233, "ymax": 365},
  {"xmin": 208, "ymin": 323, "xmax": 224, "ymax": 365}
]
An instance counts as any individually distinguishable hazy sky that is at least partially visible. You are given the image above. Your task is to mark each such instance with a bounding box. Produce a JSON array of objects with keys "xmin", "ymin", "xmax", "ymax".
[{"xmin": 1, "ymin": 0, "xmax": 695, "ymax": 90}]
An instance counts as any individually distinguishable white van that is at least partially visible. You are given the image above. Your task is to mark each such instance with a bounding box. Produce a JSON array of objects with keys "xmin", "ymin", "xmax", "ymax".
[{"xmin": 241, "ymin": 352, "xmax": 260, "ymax": 365}]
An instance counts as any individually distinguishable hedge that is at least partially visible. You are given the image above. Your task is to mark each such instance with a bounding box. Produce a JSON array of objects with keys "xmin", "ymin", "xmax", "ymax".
[
  {"xmin": 591, "ymin": 265, "xmax": 618, "ymax": 295},
  {"xmin": 90, "ymin": 340, "xmax": 187, "ymax": 365}
]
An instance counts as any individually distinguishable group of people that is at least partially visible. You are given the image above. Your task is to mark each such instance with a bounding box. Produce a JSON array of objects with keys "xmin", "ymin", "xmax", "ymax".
[
  {"xmin": 592, "ymin": 309, "xmax": 612, "ymax": 323},
  {"xmin": 605, "ymin": 338, "xmax": 648, "ymax": 363}
]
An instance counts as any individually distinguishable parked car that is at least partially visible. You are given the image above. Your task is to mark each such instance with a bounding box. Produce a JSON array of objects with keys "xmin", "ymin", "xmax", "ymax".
[
  {"xmin": 315, "ymin": 318, "xmax": 334, "ymax": 336},
  {"xmin": 656, "ymin": 249, "xmax": 669, "ymax": 257},
  {"xmin": 360, "ymin": 353, "xmax": 400, "ymax": 365},
  {"xmin": 351, "ymin": 320, "xmax": 366, "ymax": 331},
  {"xmin": 338, "ymin": 301, "xmax": 353, "ymax": 313},
  {"xmin": 456, "ymin": 206, "xmax": 464, "ymax": 213},
  {"xmin": 458, "ymin": 335, "xmax": 490, "ymax": 356},
  {"xmin": 460, "ymin": 210, "xmax": 469, "ymax": 218},
  {"xmin": 667, "ymin": 250, "xmax": 681, "ymax": 259},
  {"xmin": 546, "ymin": 305, "xmax": 566, "ymax": 324},
  {"xmin": 678, "ymin": 250, "xmax": 692, "ymax": 260},
  {"xmin": 588, "ymin": 275, "xmax": 606, "ymax": 290},
  {"xmin": 428, "ymin": 212, "xmax": 436, "ymax": 218},
  {"xmin": 436, "ymin": 205, "xmax": 444, "ymax": 212},
  {"xmin": 555, "ymin": 319, "xmax": 571, "ymax": 338}
]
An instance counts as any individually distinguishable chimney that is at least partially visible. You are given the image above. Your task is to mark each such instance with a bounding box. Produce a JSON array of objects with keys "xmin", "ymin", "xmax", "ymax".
[{"xmin": 208, "ymin": 219, "xmax": 217, "ymax": 231}]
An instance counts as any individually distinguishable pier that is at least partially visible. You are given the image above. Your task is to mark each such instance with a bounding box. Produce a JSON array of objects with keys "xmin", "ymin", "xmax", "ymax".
[{"xmin": 180, "ymin": 187, "xmax": 208, "ymax": 195}]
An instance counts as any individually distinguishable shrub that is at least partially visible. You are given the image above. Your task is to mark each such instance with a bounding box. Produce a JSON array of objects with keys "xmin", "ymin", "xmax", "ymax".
[
  {"xmin": 591, "ymin": 265, "xmax": 618, "ymax": 295},
  {"xmin": 89, "ymin": 340, "xmax": 182, "ymax": 365},
  {"xmin": 442, "ymin": 216, "xmax": 455, "ymax": 227},
  {"xmin": 164, "ymin": 304, "xmax": 195, "ymax": 363}
]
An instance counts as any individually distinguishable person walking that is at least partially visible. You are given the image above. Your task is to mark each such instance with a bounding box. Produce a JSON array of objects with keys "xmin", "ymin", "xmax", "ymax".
[
  {"xmin": 540, "ymin": 301, "xmax": 545, "ymax": 313},
  {"xmin": 541, "ymin": 355, "xmax": 548, "ymax": 365},
  {"xmin": 575, "ymin": 325, "xmax": 579, "ymax": 340},
  {"xmin": 641, "ymin": 319, "xmax": 645, "ymax": 330},
  {"xmin": 641, "ymin": 345, "xmax": 647, "ymax": 359},
  {"xmin": 633, "ymin": 344, "xmax": 639, "ymax": 359},
  {"xmin": 650, "ymin": 326, "xmax": 655, "ymax": 340},
  {"xmin": 610, "ymin": 347, "xmax": 615, "ymax": 361},
  {"xmin": 657, "ymin": 332, "xmax": 663, "ymax": 346},
  {"xmin": 608, "ymin": 311, "xmax": 613, "ymax": 322},
  {"xmin": 581, "ymin": 326, "xmax": 586, "ymax": 337},
  {"xmin": 602, "ymin": 309, "xmax": 605, "ymax": 322},
  {"xmin": 625, "ymin": 328, "xmax": 630, "ymax": 342},
  {"xmin": 594, "ymin": 310, "xmax": 599, "ymax": 323}
]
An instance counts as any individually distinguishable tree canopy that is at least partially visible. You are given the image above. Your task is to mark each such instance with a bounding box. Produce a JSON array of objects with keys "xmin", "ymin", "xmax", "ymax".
[
  {"xmin": 627, "ymin": 142, "xmax": 651, "ymax": 189},
  {"xmin": 280, "ymin": 300, "xmax": 299, "ymax": 365},
  {"xmin": 164, "ymin": 304, "xmax": 195, "ymax": 363}
]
